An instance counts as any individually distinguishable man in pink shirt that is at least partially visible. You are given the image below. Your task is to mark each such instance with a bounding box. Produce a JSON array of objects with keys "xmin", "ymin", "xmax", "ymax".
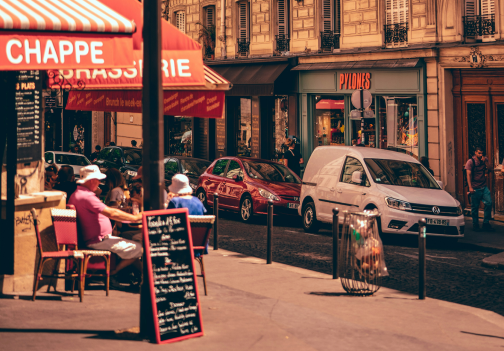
[{"xmin": 69, "ymin": 165, "xmax": 143, "ymax": 283}]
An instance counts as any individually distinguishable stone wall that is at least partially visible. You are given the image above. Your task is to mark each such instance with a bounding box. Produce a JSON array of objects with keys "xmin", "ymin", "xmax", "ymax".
[{"xmin": 341, "ymin": 0, "xmax": 380, "ymax": 48}]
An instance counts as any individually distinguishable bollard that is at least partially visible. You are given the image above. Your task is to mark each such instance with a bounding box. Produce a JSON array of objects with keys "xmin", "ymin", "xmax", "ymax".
[
  {"xmin": 267, "ymin": 199, "xmax": 273, "ymax": 264},
  {"xmin": 332, "ymin": 208, "xmax": 340, "ymax": 279},
  {"xmin": 213, "ymin": 193, "xmax": 219, "ymax": 250},
  {"xmin": 418, "ymin": 218, "xmax": 427, "ymax": 300}
]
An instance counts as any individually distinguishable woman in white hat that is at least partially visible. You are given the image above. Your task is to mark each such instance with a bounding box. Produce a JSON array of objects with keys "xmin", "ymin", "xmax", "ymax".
[{"xmin": 167, "ymin": 174, "xmax": 206, "ymax": 215}]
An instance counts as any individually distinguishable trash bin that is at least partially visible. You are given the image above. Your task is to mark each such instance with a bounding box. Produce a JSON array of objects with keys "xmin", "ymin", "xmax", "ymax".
[{"xmin": 339, "ymin": 211, "xmax": 388, "ymax": 296}]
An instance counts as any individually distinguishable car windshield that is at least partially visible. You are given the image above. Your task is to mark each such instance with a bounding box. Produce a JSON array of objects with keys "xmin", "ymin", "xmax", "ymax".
[
  {"xmin": 243, "ymin": 161, "xmax": 300, "ymax": 183},
  {"xmin": 180, "ymin": 159, "xmax": 210, "ymax": 177},
  {"xmin": 55, "ymin": 154, "xmax": 91, "ymax": 166},
  {"xmin": 124, "ymin": 149, "xmax": 142, "ymax": 166},
  {"xmin": 364, "ymin": 158, "xmax": 440, "ymax": 189}
]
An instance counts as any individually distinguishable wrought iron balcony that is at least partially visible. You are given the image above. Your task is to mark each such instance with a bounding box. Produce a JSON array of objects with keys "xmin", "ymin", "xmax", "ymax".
[
  {"xmin": 275, "ymin": 34, "xmax": 290, "ymax": 53},
  {"xmin": 204, "ymin": 45, "xmax": 215, "ymax": 59},
  {"xmin": 384, "ymin": 23, "xmax": 408, "ymax": 47},
  {"xmin": 463, "ymin": 14, "xmax": 495, "ymax": 38},
  {"xmin": 237, "ymin": 38, "xmax": 250, "ymax": 56},
  {"xmin": 320, "ymin": 31, "xmax": 340, "ymax": 52}
]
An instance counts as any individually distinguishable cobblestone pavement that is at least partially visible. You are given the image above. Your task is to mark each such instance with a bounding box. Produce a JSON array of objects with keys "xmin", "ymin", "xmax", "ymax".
[{"xmin": 211, "ymin": 211, "xmax": 504, "ymax": 316}]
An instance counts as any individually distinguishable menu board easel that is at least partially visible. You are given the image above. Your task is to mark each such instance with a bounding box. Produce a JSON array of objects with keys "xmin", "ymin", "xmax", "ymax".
[{"xmin": 142, "ymin": 208, "xmax": 204, "ymax": 344}]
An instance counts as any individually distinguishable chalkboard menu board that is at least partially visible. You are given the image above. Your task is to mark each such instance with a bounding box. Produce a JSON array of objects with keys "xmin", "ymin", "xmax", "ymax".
[
  {"xmin": 15, "ymin": 70, "xmax": 41, "ymax": 163},
  {"xmin": 142, "ymin": 208, "xmax": 204, "ymax": 344},
  {"xmin": 215, "ymin": 115, "xmax": 226, "ymax": 159}
]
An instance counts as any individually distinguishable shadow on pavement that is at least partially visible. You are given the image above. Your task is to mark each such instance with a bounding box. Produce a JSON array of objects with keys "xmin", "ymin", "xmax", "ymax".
[{"xmin": 0, "ymin": 328, "xmax": 146, "ymax": 342}]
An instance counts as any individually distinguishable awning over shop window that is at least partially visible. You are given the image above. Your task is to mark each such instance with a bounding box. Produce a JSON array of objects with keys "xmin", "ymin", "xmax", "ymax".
[
  {"xmin": 209, "ymin": 63, "xmax": 291, "ymax": 96},
  {"xmin": 291, "ymin": 59, "xmax": 420, "ymax": 71},
  {"xmin": 0, "ymin": 0, "xmax": 136, "ymax": 70}
]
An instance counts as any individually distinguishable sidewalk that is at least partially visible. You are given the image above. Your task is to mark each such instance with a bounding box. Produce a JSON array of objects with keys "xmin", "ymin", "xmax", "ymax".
[
  {"xmin": 1, "ymin": 248, "xmax": 504, "ymax": 350},
  {"xmin": 459, "ymin": 218, "xmax": 504, "ymax": 251}
]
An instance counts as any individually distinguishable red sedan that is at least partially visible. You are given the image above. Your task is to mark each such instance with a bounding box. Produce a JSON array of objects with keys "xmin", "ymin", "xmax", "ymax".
[{"xmin": 196, "ymin": 157, "xmax": 301, "ymax": 222}]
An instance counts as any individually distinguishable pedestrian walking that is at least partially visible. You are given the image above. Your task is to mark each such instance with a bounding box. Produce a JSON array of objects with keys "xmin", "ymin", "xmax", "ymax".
[
  {"xmin": 465, "ymin": 147, "xmax": 494, "ymax": 232},
  {"xmin": 90, "ymin": 145, "xmax": 101, "ymax": 161},
  {"xmin": 283, "ymin": 138, "xmax": 303, "ymax": 177}
]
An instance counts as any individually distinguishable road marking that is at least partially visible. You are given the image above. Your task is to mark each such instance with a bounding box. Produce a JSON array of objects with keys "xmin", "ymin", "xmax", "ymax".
[{"xmin": 285, "ymin": 230, "xmax": 303, "ymax": 234}]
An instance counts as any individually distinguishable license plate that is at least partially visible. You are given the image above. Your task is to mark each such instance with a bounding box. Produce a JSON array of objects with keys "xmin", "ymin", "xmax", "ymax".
[
  {"xmin": 288, "ymin": 203, "xmax": 299, "ymax": 209},
  {"xmin": 426, "ymin": 218, "xmax": 449, "ymax": 226}
]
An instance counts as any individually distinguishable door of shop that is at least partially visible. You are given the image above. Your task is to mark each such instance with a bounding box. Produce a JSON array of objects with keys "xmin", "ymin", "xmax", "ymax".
[{"xmin": 453, "ymin": 70, "xmax": 504, "ymax": 219}]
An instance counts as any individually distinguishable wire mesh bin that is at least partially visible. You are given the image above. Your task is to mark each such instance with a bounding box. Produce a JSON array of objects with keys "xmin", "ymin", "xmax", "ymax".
[{"xmin": 339, "ymin": 211, "xmax": 388, "ymax": 296}]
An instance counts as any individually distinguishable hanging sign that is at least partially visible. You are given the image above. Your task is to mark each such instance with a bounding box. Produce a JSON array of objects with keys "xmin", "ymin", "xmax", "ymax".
[
  {"xmin": 15, "ymin": 70, "xmax": 41, "ymax": 163},
  {"xmin": 142, "ymin": 208, "xmax": 204, "ymax": 344}
]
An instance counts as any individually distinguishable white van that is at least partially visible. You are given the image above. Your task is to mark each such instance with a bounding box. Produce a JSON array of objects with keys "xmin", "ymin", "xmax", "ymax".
[{"xmin": 299, "ymin": 146, "xmax": 465, "ymax": 238}]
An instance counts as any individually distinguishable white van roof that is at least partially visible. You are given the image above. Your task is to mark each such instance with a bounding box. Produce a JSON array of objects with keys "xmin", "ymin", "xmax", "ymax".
[{"xmin": 313, "ymin": 146, "xmax": 420, "ymax": 163}]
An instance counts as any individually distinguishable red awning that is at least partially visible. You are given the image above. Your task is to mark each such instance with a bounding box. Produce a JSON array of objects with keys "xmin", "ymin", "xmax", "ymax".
[
  {"xmin": 316, "ymin": 99, "xmax": 345, "ymax": 110},
  {"xmin": 0, "ymin": 0, "xmax": 135, "ymax": 70}
]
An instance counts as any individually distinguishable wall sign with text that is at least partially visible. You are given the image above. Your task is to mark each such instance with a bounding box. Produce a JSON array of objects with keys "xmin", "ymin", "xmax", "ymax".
[{"xmin": 339, "ymin": 72, "xmax": 371, "ymax": 90}]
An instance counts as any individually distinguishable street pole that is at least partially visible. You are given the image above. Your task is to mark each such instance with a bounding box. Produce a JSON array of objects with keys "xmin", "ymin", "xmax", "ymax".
[
  {"xmin": 213, "ymin": 193, "xmax": 219, "ymax": 250},
  {"xmin": 418, "ymin": 218, "xmax": 427, "ymax": 300},
  {"xmin": 267, "ymin": 199, "xmax": 273, "ymax": 264},
  {"xmin": 360, "ymin": 88, "xmax": 364, "ymax": 144},
  {"xmin": 140, "ymin": 0, "xmax": 164, "ymax": 341},
  {"xmin": 332, "ymin": 208, "xmax": 339, "ymax": 279}
]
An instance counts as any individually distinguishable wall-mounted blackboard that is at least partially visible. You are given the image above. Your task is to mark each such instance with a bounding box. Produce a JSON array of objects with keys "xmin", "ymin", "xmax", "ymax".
[
  {"xmin": 142, "ymin": 208, "xmax": 204, "ymax": 344},
  {"xmin": 15, "ymin": 70, "xmax": 41, "ymax": 163}
]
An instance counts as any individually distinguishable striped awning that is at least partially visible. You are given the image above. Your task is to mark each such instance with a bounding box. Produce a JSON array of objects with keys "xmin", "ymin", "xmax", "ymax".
[
  {"xmin": 0, "ymin": 0, "xmax": 135, "ymax": 33},
  {"xmin": 204, "ymin": 65, "xmax": 231, "ymax": 88}
]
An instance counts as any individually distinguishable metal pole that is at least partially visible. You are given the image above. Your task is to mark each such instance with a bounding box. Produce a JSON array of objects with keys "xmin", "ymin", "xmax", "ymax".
[
  {"xmin": 360, "ymin": 88, "xmax": 364, "ymax": 144},
  {"xmin": 267, "ymin": 199, "xmax": 273, "ymax": 264},
  {"xmin": 418, "ymin": 218, "xmax": 427, "ymax": 300},
  {"xmin": 332, "ymin": 208, "xmax": 339, "ymax": 279},
  {"xmin": 140, "ymin": 0, "xmax": 164, "ymax": 341},
  {"xmin": 213, "ymin": 193, "xmax": 219, "ymax": 250}
]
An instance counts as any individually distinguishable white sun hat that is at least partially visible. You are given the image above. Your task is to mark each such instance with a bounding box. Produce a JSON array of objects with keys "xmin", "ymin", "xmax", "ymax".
[
  {"xmin": 76, "ymin": 165, "xmax": 106, "ymax": 184},
  {"xmin": 168, "ymin": 174, "xmax": 193, "ymax": 194}
]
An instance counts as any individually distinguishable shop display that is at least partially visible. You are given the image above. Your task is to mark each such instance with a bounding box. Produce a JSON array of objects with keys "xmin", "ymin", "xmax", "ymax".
[
  {"xmin": 167, "ymin": 116, "xmax": 193, "ymax": 157},
  {"xmin": 314, "ymin": 98, "xmax": 345, "ymax": 148}
]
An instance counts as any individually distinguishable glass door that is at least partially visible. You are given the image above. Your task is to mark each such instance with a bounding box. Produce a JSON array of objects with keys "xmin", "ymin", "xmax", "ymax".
[{"xmin": 313, "ymin": 96, "xmax": 345, "ymax": 149}]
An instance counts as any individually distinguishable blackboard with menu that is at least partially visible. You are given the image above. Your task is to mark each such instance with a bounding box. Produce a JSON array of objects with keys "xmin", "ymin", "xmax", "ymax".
[
  {"xmin": 142, "ymin": 208, "xmax": 204, "ymax": 344},
  {"xmin": 15, "ymin": 70, "xmax": 41, "ymax": 163}
]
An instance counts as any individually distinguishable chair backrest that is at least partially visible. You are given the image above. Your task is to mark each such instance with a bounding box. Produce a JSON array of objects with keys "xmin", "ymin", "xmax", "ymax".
[
  {"xmin": 50, "ymin": 208, "xmax": 79, "ymax": 248},
  {"xmin": 189, "ymin": 215, "xmax": 215, "ymax": 252},
  {"xmin": 31, "ymin": 208, "xmax": 44, "ymax": 254}
]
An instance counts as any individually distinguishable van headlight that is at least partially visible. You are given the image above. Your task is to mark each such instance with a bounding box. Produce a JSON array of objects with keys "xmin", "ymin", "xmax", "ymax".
[
  {"xmin": 258, "ymin": 188, "xmax": 280, "ymax": 201},
  {"xmin": 385, "ymin": 197, "xmax": 412, "ymax": 211}
]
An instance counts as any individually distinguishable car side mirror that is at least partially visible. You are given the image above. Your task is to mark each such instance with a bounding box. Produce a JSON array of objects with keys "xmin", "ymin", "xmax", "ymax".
[
  {"xmin": 436, "ymin": 180, "xmax": 444, "ymax": 189},
  {"xmin": 232, "ymin": 175, "xmax": 243, "ymax": 182},
  {"xmin": 351, "ymin": 171, "xmax": 362, "ymax": 185}
]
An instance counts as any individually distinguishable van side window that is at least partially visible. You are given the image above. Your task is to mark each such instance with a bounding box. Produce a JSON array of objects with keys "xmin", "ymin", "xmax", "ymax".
[{"xmin": 341, "ymin": 157, "xmax": 369, "ymax": 186}]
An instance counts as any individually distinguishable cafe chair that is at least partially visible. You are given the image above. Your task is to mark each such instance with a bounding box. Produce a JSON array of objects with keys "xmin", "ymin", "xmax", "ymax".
[
  {"xmin": 32, "ymin": 208, "xmax": 85, "ymax": 302},
  {"xmin": 189, "ymin": 215, "xmax": 215, "ymax": 296},
  {"xmin": 51, "ymin": 208, "xmax": 111, "ymax": 301}
]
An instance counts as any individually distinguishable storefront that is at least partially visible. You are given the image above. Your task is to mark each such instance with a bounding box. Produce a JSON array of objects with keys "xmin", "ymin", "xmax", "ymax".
[
  {"xmin": 294, "ymin": 60, "xmax": 426, "ymax": 161},
  {"xmin": 208, "ymin": 58, "xmax": 298, "ymax": 161}
]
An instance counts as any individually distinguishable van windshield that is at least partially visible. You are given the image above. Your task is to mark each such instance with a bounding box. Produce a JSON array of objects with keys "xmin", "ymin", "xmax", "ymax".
[{"xmin": 364, "ymin": 158, "xmax": 439, "ymax": 189}]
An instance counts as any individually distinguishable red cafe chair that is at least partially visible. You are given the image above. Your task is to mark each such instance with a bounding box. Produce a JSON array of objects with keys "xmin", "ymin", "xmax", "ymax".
[{"xmin": 189, "ymin": 215, "xmax": 215, "ymax": 296}]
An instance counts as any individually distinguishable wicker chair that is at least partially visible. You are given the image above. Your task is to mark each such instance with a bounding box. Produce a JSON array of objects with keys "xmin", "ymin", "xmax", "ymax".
[
  {"xmin": 189, "ymin": 215, "xmax": 215, "ymax": 296},
  {"xmin": 51, "ymin": 208, "xmax": 111, "ymax": 301}
]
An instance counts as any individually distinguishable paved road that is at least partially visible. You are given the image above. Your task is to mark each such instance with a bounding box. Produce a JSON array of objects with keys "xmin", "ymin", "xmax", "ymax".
[{"xmin": 210, "ymin": 210, "xmax": 504, "ymax": 316}]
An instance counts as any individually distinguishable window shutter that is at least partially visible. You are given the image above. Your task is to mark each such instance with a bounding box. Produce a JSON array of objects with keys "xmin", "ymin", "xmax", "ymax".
[
  {"xmin": 205, "ymin": 6, "xmax": 215, "ymax": 27},
  {"xmin": 238, "ymin": 2, "xmax": 249, "ymax": 40},
  {"xmin": 322, "ymin": 0, "xmax": 333, "ymax": 33},
  {"xmin": 176, "ymin": 11, "xmax": 186, "ymax": 33},
  {"xmin": 385, "ymin": 0, "xmax": 408, "ymax": 25},
  {"xmin": 465, "ymin": 0, "xmax": 477, "ymax": 16},
  {"xmin": 277, "ymin": 0, "xmax": 287, "ymax": 36},
  {"xmin": 480, "ymin": 0, "xmax": 495, "ymax": 15},
  {"xmin": 334, "ymin": 0, "xmax": 341, "ymax": 34}
]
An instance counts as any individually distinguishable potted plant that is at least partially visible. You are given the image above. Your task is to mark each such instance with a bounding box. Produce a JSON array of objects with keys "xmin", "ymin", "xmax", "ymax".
[{"xmin": 196, "ymin": 23, "xmax": 216, "ymax": 60}]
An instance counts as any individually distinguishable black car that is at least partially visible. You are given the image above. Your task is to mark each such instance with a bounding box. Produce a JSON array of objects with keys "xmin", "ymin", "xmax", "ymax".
[
  {"xmin": 94, "ymin": 146, "xmax": 142, "ymax": 183},
  {"xmin": 164, "ymin": 156, "xmax": 211, "ymax": 191}
]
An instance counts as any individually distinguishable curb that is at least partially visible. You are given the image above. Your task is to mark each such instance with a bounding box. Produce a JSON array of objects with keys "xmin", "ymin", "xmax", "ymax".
[{"xmin": 482, "ymin": 251, "xmax": 504, "ymax": 270}]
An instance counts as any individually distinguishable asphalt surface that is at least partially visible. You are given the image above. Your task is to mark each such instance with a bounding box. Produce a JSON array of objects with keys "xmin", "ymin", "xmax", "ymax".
[{"xmin": 210, "ymin": 210, "xmax": 504, "ymax": 316}]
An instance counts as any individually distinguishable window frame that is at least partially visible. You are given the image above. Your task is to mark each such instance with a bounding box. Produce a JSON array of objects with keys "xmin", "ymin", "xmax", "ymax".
[
  {"xmin": 225, "ymin": 160, "xmax": 244, "ymax": 179},
  {"xmin": 175, "ymin": 10, "xmax": 186, "ymax": 33},
  {"xmin": 212, "ymin": 159, "xmax": 230, "ymax": 177},
  {"xmin": 340, "ymin": 156, "xmax": 370, "ymax": 187}
]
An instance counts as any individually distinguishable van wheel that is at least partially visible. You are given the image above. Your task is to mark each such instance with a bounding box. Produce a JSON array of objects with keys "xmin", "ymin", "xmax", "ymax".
[{"xmin": 302, "ymin": 202, "xmax": 319, "ymax": 233}]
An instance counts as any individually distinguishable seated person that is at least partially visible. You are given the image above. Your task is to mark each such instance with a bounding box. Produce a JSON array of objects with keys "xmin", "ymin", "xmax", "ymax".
[
  {"xmin": 167, "ymin": 174, "xmax": 206, "ymax": 215},
  {"xmin": 45, "ymin": 165, "xmax": 58, "ymax": 190},
  {"xmin": 53, "ymin": 165, "xmax": 77, "ymax": 200},
  {"xmin": 68, "ymin": 165, "xmax": 143, "ymax": 286},
  {"xmin": 104, "ymin": 168, "xmax": 126, "ymax": 207}
]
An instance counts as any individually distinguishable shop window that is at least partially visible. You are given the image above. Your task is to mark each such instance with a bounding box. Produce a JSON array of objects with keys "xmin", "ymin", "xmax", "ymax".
[
  {"xmin": 314, "ymin": 96, "xmax": 345, "ymax": 149},
  {"xmin": 167, "ymin": 116, "xmax": 193, "ymax": 157},
  {"xmin": 226, "ymin": 160, "xmax": 243, "ymax": 179},
  {"xmin": 320, "ymin": 0, "xmax": 340, "ymax": 51},
  {"xmin": 384, "ymin": 0, "xmax": 408, "ymax": 48},
  {"xmin": 212, "ymin": 159, "xmax": 229, "ymax": 176},
  {"xmin": 378, "ymin": 96, "xmax": 418, "ymax": 156},
  {"xmin": 274, "ymin": 97, "xmax": 289, "ymax": 160},
  {"xmin": 237, "ymin": 98, "xmax": 253, "ymax": 157},
  {"xmin": 351, "ymin": 99, "xmax": 376, "ymax": 147},
  {"xmin": 463, "ymin": 0, "xmax": 495, "ymax": 40},
  {"xmin": 341, "ymin": 157, "xmax": 369, "ymax": 186},
  {"xmin": 175, "ymin": 11, "xmax": 186, "ymax": 33}
]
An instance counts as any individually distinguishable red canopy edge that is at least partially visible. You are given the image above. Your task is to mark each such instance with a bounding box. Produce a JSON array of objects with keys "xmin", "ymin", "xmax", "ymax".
[{"xmin": 66, "ymin": 90, "xmax": 224, "ymax": 119}]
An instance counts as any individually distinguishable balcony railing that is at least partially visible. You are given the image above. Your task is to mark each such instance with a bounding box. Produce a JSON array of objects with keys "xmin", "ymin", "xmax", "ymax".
[
  {"xmin": 463, "ymin": 14, "xmax": 495, "ymax": 38},
  {"xmin": 384, "ymin": 23, "xmax": 408, "ymax": 47},
  {"xmin": 320, "ymin": 31, "xmax": 340, "ymax": 52},
  {"xmin": 237, "ymin": 38, "xmax": 250, "ymax": 57},
  {"xmin": 275, "ymin": 34, "xmax": 290, "ymax": 53}
]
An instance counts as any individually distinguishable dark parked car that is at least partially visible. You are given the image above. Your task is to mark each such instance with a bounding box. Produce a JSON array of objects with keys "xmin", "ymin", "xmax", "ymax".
[
  {"xmin": 196, "ymin": 157, "xmax": 301, "ymax": 222},
  {"xmin": 94, "ymin": 146, "xmax": 142, "ymax": 183},
  {"xmin": 164, "ymin": 156, "xmax": 211, "ymax": 190}
]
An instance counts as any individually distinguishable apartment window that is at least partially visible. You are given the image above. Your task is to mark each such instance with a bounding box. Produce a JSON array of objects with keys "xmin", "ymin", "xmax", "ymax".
[
  {"xmin": 320, "ymin": 0, "xmax": 340, "ymax": 52},
  {"xmin": 237, "ymin": 1, "xmax": 250, "ymax": 57},
  {"xmin": 204, "ymin": 5, "xmax": 215, "ymax": 27},
  {"xmin": 384, "ymin": 0, "xmax": 408, "ymax": 48},
  {"xmin": 464, "ymin": 0, "xmax": 495, "ymax": 41},
  {"xmin": 275, "ymin": 0, "xmax": 290, "ymax": 53},
  {"xmin": 203, "ymin": 6, "xmax": 216, "ymax": 58},
  {"xmin": 175, "ymin": 11, "xmax": 186, "ymax": 33}
]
